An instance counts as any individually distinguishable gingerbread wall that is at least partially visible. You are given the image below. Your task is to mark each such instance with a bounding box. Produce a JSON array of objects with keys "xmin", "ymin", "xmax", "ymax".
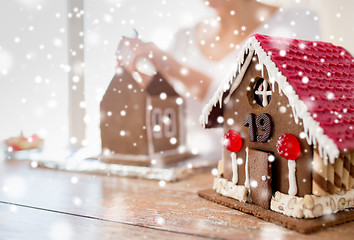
[
  {"xmin": 100, "ymin": 70, "xmax": 149, "ymax": 156},
  {"xmin": 145, "ymin": 73, "xmax": 184, "ymax": 154},
  {"xmin": 222, "ymin": 54, "xmax": 313, "ymax": 197},
  {"xmin": 149, "ymin": 96, "xmax": 182, "ymax": 153},
  {"xmin": 100, "ymin": 68, "xmax": 186, "ymax": 163}
]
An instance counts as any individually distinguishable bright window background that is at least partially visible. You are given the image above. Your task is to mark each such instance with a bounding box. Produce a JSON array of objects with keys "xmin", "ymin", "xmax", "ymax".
[
  {"xmin": 0, "ymin": 0, "xmax": 353, "ymax": 158},
  {"xmin": 0, "ymin": 1, "xmax": 68, "ymax": 153},
  {"xmin": 84, "ymin": 0, "xmax": 212, "ymax": 150}
]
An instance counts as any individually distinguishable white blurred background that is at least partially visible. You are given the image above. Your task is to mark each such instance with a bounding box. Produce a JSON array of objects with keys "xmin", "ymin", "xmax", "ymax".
[{"xmin": 0, "ymin": 0, "xmax": 353, "ymax": 156}]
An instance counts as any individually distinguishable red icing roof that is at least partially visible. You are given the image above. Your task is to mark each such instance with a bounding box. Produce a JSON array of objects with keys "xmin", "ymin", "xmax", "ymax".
[{"xmin": 252, "ymin": 34, "xmax": 354, "ymax": 151}]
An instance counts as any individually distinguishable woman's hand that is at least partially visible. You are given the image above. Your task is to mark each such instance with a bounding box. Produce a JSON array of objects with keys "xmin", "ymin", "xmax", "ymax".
[
  {"xmin": 116, "ymin": 36, "xmax": 162, "ymax": 73},
  {"xmin": 115, "ymin": 35, "xmax": 212, "ymax": 102}
]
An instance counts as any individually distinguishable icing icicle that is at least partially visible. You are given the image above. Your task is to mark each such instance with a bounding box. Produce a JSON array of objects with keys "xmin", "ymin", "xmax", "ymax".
[
  {"xmin": 231, "ymin": 152, "xmax": 238, "ymax": 184},
  {"xmin": 288, "ymin": 160, "xmax": 297, "ymax": 196},
  {"xmin": 244, "ymin": 147, "xmax": 250, "ymax": 189},
  {"xmin": 224, "ymin": 50, "xmax": 254, "ymax": 104}
]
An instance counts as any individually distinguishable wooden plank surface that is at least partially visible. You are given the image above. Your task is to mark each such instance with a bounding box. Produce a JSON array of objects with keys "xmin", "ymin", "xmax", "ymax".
[
  {"xmin": 199, "ymin": 189, "xmax": 354, "ymax": 234},
  {"xmin": 0, "ymin": 202, "xmax": 201, "ymax": 240},
  {"xmin": 0, "ymin": 160, "xmax": 353, "ymax": 239}
]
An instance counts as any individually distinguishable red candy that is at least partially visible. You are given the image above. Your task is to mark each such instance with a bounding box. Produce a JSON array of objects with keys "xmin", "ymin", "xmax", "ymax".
[
  {"xmin": 9, "ymin": 144, "xmax": 21, "ymax": 152},
  {"xmin": 276, "ymin": 133, "xmax": 301, "ymax": 161},
  {"xmin": 223, "ymin": 129, "xmax": 242, "ymax": 153}
]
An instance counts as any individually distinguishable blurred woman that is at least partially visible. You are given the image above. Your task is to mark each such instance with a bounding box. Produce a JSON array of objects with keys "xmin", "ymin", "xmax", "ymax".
[{"xmin": 117, "ymin": 0, "xmax": 320, "ymax": 155}]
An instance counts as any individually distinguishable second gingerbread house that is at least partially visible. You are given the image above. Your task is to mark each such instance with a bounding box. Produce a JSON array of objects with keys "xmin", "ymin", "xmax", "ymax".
[{"xmin": 100, "ymin": 67, "xmax": 191, "ymax": 166}]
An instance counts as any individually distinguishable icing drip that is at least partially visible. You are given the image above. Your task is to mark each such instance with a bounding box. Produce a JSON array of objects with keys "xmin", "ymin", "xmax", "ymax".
[
  {"xmin": 146, "ymin": 96, "xmax": 154, "ymax": 155},
  {"xmin": 244, "ymin": 147, "xmax": 250, "ymax": 189},
  {"xmin": 231, "ymin": 152, "xmax": 238, "ymax": 184},
  {"xmin": 288, "ymin": 160, "xmax": 297, "ymax": 196},
  {"xmin": 219, "ymin": 92, "xmax": 223, "ymax": 108},
  {"xmin": 224, "ymin": 50, "xmax": 254, "ymax": 104}
]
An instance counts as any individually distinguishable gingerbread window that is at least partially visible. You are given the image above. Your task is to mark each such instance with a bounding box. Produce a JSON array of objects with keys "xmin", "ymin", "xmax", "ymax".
[
  {"xmin": 253, "ymin": 78, "xmax": 272, "ymax": 107},
  {"xmin": 164, "ymin": 109, "xmax": 177, "ymax": 138},
  {"xmin": 152, "ymin": 108, "xmax": 162, "ymax": 138}
]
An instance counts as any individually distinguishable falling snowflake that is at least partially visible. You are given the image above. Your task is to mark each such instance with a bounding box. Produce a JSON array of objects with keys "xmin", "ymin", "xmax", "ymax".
[
  {"xmin": 226, "ymin": 118, "xmax": 234, "ymax": 126},
  {"xmin": 71, "ymin": 176, "xmax": 78, "ymax": 184},
  {"xmin": 217, "ymin": 116, "xmax": 224, "ymax": 124},
  {"xmin": 268, "ymin": 155, "xmax": 275, "ymax": 162},
  {"xmin": 250, "ymin": 180, "xmax": 258, "ymax": 188},
  {"xmin": 175, "ymin": 97, "xmax": 183, "ymax": 105},
  {"xmin": 160, "ymin": 92, "xmax": 167, "ymax": 100},
  {"xmin": 158, "ymin": 180, "xmax": 166, "ymax": 187},
  {"xmin": 302, "ymin": 77, "xmax": 309, "ymax": 84},
  {"xmin": 326, "ymin": 92, "xmax": 335, "ymax": 100},
  {"xmin": 169, "ymin": 137, "xmax": 177, "ymax": 145}
]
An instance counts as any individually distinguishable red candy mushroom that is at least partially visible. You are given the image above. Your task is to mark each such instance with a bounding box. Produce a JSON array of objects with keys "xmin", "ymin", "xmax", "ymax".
[
  {"xmin": 223, "ymin": 129, "xmax": 242, "ymax": 153},
  {"xmin": 276, "ymin": 133, "xmax": 301, "ymax": 196},
  {"xmin": 276, "ymin": 133, "xmax": 301, "ymax": 161},
  {"xmin": 223, "ymin": 129, "xmax": 242, "ymax": 184}
]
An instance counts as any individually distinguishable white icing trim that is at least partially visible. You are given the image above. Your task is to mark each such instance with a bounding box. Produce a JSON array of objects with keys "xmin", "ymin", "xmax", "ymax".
[
  {"xmin": 213, "ymin": 177, "xmax": 247, "ymax": 202},
  {"xmin": 217, "ymin": 159, "xmax": 224, "ymax": 177},
  {"xmin": 244, "ymin": 147, "xmax": 250, "ymax": 189},
  {"xmin": 146, "ymin": 96, "xmax": 154, "ymax": 156},
  {"xmin": 288, "ymin": 160, "xmax": 297, "ymax": 196},
  {"xmin": 152, "ymin": 146, "xmax": 188, "ymax": 159},
  {"xmin": 231, "ymin": 152, "xmax": 238, "ymax": 184},
  {"xmin": 156, "ymin": 148, "xmax": 187, "ymax": 157},
  {"xmin": 199, "ymin": 36, "xmax": 340, "ymax": 164},
  {"xmin": 224, "ymin": 50, "xmax": 254, "ymax": 104},
  {"xmin": 178, "ymin": 102, "xmax": 186, "ymax": 146},
  {"xmin": 271, "ymin": 190, "xmax": 354, "ymax": 219},
  {"xmin": 101, "ymin": 152, "xmax": 151, "ymax": 161},
  {"xmin": 101, "ymin": 148, "xmax": 187, "ymax": 161},
  {"xmin": 151, "ymin": 107, "xmax": 163, "ymax": 139}
]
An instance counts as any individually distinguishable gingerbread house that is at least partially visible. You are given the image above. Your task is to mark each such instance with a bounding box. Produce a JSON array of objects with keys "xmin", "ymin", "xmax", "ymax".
[
  {"xmin": 200, "ymin": 34, "xmax": 354, "ymax": 219},
  {"xmin": 100, "ymin": 67, "xmax": 191, "ymax": 166}
]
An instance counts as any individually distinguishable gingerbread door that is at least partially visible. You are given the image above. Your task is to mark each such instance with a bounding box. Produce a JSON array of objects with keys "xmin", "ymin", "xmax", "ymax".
[{"xmin": 248, "ymin": 148, "xmax": 273, "ymax": 209}]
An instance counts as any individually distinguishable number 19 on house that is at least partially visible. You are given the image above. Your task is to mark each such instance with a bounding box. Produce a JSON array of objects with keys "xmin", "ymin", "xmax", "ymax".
[{"xmin": 243, "ymin": 113, "xmax": 273, "ymax": 143}]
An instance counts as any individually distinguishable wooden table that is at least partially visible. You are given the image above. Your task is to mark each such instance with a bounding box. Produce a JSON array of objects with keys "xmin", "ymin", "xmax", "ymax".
[{"xmin": 0, "ymin": 160, "xmax": 353, "ymax": 239}]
